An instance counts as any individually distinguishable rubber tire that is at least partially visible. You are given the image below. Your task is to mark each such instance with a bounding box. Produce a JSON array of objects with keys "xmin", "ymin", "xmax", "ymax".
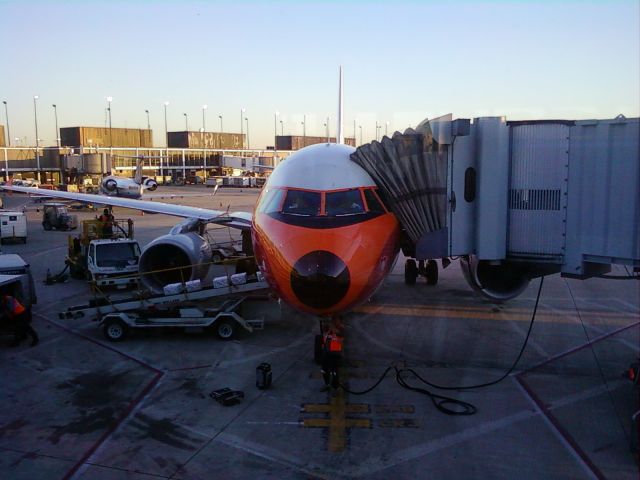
[
  {"xmin": 404, "ymin": 259, "xmax": 418, "ymax": 285},
  {"xmin": 212, "ymin": 252, "xmax": 223, "ymax": 264},
  {"xmin": 216, "ymin": 320, "xmax": 235, "ymax": 340},
  {"xmin": 103, "ymin": 318, "xmax": 128, "ymax": 342},
  {"xmin": 43, "ymin": 221, "xmax": 52, "ymax": 231},
  {"xmin": 314, "ymin": 334, "xmax": 323, "ymax": 364},
  {"xmin": 426, "ymin": 260, "xmax": 439, "ymax": 286}
]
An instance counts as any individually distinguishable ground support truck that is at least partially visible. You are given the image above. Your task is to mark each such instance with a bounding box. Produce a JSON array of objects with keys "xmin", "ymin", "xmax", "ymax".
[{"xmin": 67, "ymin": 218, "xmax": 140, "ymax": 290}]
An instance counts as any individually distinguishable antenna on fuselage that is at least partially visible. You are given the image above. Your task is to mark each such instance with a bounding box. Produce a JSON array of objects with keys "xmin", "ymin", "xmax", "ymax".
[{"xmin": 337, "ymin": 66, "xmax": 344, "ymax": 144}]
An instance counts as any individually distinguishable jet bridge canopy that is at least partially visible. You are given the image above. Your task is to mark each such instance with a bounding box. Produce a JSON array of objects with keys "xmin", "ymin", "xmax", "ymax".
[{"xmin": 350, "ymin": 120, "xmax": 449, "ymax": 259}]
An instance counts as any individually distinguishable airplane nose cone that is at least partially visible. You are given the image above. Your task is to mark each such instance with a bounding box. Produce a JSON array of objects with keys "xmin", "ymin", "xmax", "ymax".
[{"xmin": 290, "ymin": 250, "xmax": 350, "ymax": 310}]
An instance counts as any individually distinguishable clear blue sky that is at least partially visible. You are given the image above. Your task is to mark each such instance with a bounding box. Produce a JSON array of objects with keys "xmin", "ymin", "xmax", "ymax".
[{"xmin": 1, "ymin": 0, "xmax": 638, "ymax": 148}]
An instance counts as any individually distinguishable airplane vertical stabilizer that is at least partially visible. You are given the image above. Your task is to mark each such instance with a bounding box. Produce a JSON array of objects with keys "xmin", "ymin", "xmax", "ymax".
[
  {"xmin": 337, "ymin": 66, "xmax": 344, "ymax": 144},
  {"xmin": 134, "ymin": 157, "xmax": 143, "ymax": 184}
]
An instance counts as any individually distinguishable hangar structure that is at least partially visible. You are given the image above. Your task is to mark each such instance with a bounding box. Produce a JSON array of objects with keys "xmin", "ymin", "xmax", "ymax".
[{"xmin": 352, "ymin": 114, "xmax": 639, "ymax": 300}]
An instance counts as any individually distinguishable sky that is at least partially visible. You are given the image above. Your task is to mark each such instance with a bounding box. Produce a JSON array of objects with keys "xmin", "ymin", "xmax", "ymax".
[{"xmin": 0, "ymin": 0, "xmax": 638, "ymax": 149}]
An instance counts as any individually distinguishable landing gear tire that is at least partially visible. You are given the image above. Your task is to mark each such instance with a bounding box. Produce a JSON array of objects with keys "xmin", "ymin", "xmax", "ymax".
[
  {"xmin": 404, "ymin": 259, "xmax": 418, "ymax": 285},
  {"xmin": 425, "ymin": 260, "xmax": 439, "ymax": 286},
  {"xmin": 216, "ymin": 320, "xmax": 235, "ymax": 340},
  {"xmin": 314, "ymin": 334, "xmax": 323, "ymax": 364},
  {"xmin": 103, "ymin": 318, "xmax": 128, "ymax": 342}
]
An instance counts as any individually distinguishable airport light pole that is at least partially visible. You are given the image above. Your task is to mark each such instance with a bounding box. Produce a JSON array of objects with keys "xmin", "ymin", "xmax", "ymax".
[
  {"xmin": 358, "ymin": 125, "xmax": 362, "ymax": 146},
  {"xmin": 325, "ymin": 116, "xmax": 330, "ymax": 142},
  {"xmin": 375, "ymin": 120, "xmax": 379, "ymax": 141},
  {"xmin": 183, "ymin": 113, "xmax": 188, "ymax": 131},
  {"xmin": 353, "ymin": 119, "xmax": 356, "ymax": 146},
  {"xmin": 52, "ymin": 104, "xmax": 60, "ymax": 148},
  {"xmin": 218, "ymin": 114, "xmax": 223, "ymax": 133},
  {"xmin": 245, "ymin": 117, "xmax": 249, "ymax": 149},
  {"xmin": 280, "ymin": 119, "xmax": 284, "ymax": 136},
  {"xmin": 274, "ymin": 111, "xmax": 279, "ymax": 147},
  {"xmin": 302, "ymin": 114, "xmax": 306, "ymax": 147},
  {"xmin": 163, "ymin": 101, "xmax": 169, "ymax": 181},
  {"xmin": 202, "ymin": 104, "xmax": 207, "ymax": 132},
  {"xmin": 106, "ymin": 96, "xmax": 112, "ymax": 148},
  {"xmin": 145, "ymin": 109, "xmax": 150, "ymax": 130},
  {"xmin": 163, "ymin": 102, "xmax": 169, "ymax": 147},
  {"xmin": 2, "ymin": 101, "xmax": 10, "ymax": 146},
  {"xmin": 33, "ymin": 95, "xmax": 40, "ymax": 181},
  {"xmin": 385, "ymin": 121, "xmax": 389, "ymax": 137},
  {"xmin": 201, "ymin": 104, "xmax": 207, "ymax": 147},
  {"xmin": 240, "ymin": 108, "xmax": 245, "ymax": 148}
]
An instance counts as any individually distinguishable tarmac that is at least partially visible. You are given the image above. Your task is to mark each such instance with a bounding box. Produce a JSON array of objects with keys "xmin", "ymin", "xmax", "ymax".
[{"xmin": 0, "ymin": 186, "xmax": 638, "ymax": 480}]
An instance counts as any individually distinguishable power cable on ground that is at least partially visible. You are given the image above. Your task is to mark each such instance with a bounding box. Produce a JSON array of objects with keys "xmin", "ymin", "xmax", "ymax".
[{"xmin": 338, "ymin": 276, "xmax": 545, "ymax": 415}]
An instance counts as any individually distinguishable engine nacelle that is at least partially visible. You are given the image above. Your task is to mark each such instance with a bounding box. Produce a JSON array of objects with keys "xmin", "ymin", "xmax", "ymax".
[
  {"xmin": 460, "ymin": 256, "xmax": 530, "ymax": 302},
  {"xmin": 103, "ymin": 178, "xmax": 118, "ymax": 192},
  {"xmin": 144, "ymin": 178, "xmax": 158, "ymax": 191},
  {"xmin": 139, "ymin": 232, "xmax": 211, "ymax": 293}
]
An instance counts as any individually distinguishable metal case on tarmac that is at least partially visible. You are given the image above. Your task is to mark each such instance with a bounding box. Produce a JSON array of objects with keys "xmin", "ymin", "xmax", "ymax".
[{"xmin": 256, "ymin": 362, "xmax": 272, "ymax": 390}]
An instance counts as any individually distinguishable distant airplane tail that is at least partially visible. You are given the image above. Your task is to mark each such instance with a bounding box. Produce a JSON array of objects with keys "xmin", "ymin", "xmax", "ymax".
[
  {"xmin": 134, "ymin": 157, "xmax": 143, "ymax": 184},
  {"xmin": 337, "ymin": 66, "xmax": 344, "ymax": 144}
]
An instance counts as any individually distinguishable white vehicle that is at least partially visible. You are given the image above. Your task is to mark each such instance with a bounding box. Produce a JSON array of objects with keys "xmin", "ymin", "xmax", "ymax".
[
  {"xmin": 0, "ymin": 211, "xmax": 27, "ymax": 244},
  {"xmin": 0, "ymin": 254, "xmax": 37, "ymax": 307},
  {"xmin": 86, "ymin": 238, "xmax": 141, "ymax": 289}
]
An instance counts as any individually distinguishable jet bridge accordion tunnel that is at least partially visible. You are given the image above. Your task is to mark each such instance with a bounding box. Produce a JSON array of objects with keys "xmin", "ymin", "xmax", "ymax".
[{"xmin": 351, "ymin": 114, "xmax": 639, "ymax": 301}]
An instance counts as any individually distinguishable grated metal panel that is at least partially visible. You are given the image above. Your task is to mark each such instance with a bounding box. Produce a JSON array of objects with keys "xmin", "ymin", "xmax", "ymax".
[{"xmin": 507, "ymin": 123, "xmax": 569, "ymax": 256}]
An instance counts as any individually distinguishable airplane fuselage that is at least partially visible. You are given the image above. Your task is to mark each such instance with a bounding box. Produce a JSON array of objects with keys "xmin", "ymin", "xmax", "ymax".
[{"xmin": 252, "ymin": 143, "xmax": 400, "ymax": 317}]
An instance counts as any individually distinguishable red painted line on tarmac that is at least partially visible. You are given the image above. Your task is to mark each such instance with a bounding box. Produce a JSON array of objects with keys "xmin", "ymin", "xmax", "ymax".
[
  {"xmin": 518, "ymin": 320, "xmax": 640, "ymax": 375},
  {"xmin": 36, "ymin": 314, "xmax": 165, "ymax": 479},
  {"xmin": 61, "ymin": 371, "xmax": 163, "ymax": 480},
  {"xmin": 516, "ymin": 376, "xmax": 606, "ymax": 480},
  {"xmin": 515, "ymin": 319, "xmax": 640, "ymax": 479}
]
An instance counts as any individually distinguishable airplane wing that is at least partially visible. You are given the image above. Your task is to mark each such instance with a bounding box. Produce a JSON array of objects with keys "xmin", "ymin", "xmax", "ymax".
[
  {"xmin": 143, "ymin": 184, "xmax": 220, "ymax": 200},
  {"xmin": 0, "ymin": 185, "xmax": 253, "ymax": 230}
]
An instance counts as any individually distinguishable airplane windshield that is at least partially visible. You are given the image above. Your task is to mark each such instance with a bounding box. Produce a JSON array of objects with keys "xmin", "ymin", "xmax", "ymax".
[
  {"xmin": 282, "ymin": 190, "xmax": 321, "ymax": 216},
  {"xmin": 325, "ymin": 189, "xmax": 365, "ymax": 216}
]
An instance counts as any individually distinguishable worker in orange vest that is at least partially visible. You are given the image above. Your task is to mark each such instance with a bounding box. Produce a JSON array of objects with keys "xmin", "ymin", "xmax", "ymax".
[
  {"xmin": 1, "ymin": 294, "xmax": 39, "ymax": 347},
  {"xmin": 321, "ymin": 329, "xmax": 343, "ymax": 390}
]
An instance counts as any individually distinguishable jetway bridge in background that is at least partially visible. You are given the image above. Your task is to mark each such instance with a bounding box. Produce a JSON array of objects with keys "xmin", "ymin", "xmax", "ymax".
[{"xmin": 352, "ymin": 114, "xmax": 639, "ymax": 301}]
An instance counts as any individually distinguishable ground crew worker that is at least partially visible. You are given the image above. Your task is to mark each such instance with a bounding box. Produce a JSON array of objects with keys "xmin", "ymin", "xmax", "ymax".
[
  {"xmin": 321, "ymin": 329, "xmax": 343, "ymax": 390},
  {"xmin": 98, "ymin": 208, "xmax": 114, "ymax": 237},
  {"xmin": 1, "ymin": 294, "xmax": 39, "ymax": 347}
]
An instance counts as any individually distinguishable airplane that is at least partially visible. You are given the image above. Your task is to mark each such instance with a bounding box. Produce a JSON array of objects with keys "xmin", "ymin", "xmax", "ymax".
[
  {"xmin": 0, "ymin": 68, "xmax": 492, "ymax": 367},
  {"xmin": 97, "ymin": 155, "xmax": 220, "ymax": 200},
  {"xmin": 100, "ymin": 155, "xmax": 159, "ymax": 198}
]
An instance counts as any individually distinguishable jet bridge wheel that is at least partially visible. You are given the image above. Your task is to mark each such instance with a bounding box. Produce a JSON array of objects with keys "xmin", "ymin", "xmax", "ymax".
[
  {"xmin": 425, "ymin": 260, "xmax": 438, "ymax": 286},
  {"xmin": 404, "ymin": 259, "xmax": 418, "ymax": 285},
  {"xmin": 103, "ymin": 318, "xmax": 128, "ymax": 342}
]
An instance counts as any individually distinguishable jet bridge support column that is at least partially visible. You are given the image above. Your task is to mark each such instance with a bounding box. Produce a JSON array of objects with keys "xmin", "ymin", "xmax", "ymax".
[{"xmin": 474, "ymin": 117, "xmax": 509, "ymax": 260}]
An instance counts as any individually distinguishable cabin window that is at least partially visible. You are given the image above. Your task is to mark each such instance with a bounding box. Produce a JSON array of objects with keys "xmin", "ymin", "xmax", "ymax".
[
  {"xmin": 256, "ymin": 188, "xmax": 285, "ymax": 214},
  {"xmin": 282, "ymin": 190, "xmax": 321, "ymax": 216},
  {"xmin": 325, "ymin": 189, "xmax": 365, "ymax": 216},
  {"xmin": 363, "ymin": 189, "xmax": 385, "ymax": 214}
]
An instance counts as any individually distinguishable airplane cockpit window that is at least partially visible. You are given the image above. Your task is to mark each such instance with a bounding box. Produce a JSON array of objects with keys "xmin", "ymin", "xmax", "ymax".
[
  {"xmin": 282, "ymin": 190, "xmax": 321, "ymax": 216},
  {"xmin": 363, "ymin": 189, "xmax": 386, "ymax": 214},
  {"xmin": 256, "ymin": 188, "xmax": 285, "ymax": 214},
  {"xmin": 325, "ymin": 189, "xmax": 365, "ymax": 216}
]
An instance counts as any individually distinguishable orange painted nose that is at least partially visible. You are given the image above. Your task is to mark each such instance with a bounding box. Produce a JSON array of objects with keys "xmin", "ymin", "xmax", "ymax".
[{"xmin": 290, "ymin": 250, "xmax": 350, "ymax": 310}]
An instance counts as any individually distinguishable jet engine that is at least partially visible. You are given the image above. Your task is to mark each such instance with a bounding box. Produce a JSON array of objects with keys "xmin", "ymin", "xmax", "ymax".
[
  {"xmin": 103, "ymin": 178, "xmax": 118, "ymax": 192},
  {"xmin": 460, "ymin": 255, "xmax": 531, "ymax": 302},
  {"xmin": 139, "ymin": 230, "xmax": 212, "ymax": 293},
  {"xmin": 144, "ymin": 178, "xmax": 158, "ymax": 191}
]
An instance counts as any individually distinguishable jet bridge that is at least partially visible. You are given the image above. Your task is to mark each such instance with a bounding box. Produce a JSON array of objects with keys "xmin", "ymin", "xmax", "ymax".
[{"xmin": 351, "ymin": 114, "xmax": 639, "ymax": 300}]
